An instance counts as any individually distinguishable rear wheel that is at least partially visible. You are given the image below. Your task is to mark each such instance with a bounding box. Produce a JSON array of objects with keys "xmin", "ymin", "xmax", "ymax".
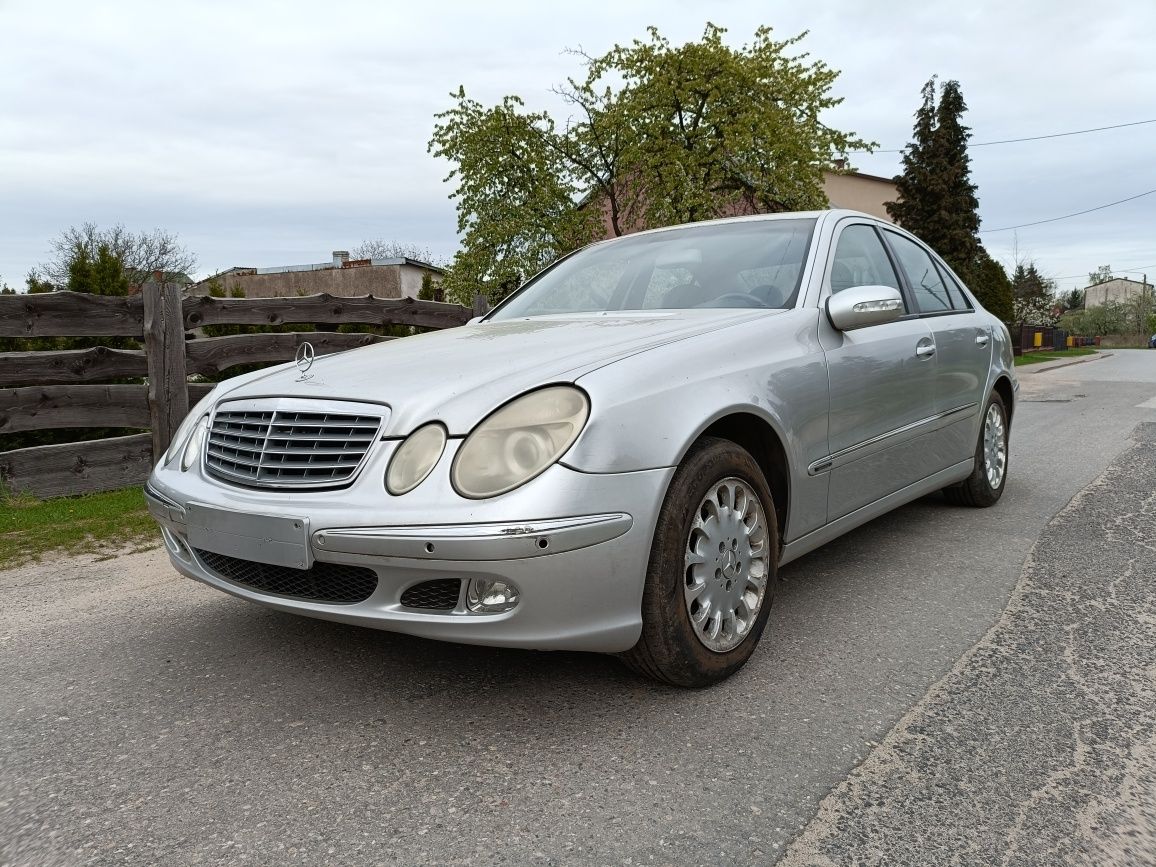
[
  {"xmin": 943, "ymin": 391, "xmax": 1008, "ymax": 507},
  {"xmin": 621, "ymin": 437, "xmax": 778, "ymax": 687}
]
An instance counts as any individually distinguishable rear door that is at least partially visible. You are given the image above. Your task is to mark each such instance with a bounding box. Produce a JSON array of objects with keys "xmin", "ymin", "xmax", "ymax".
[
  {"xmin": 819, "ymin": 220, "xmax": 941, "ymax": 520},
  {"xmin": 880, "ymin": 230, "xmax": 992, "ymax": 466}
]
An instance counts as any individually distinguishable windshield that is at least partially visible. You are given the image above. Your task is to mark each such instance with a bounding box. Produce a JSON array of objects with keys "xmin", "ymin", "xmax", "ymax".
[{"xmin": 488, "ymin": 218, "xmax": 816, "ymax": 320}]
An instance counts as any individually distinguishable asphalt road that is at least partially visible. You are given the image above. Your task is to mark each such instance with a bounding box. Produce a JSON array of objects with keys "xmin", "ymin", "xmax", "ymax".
[
  {"xmin": 779, "ymin": 419, "xmax": 1156, "ymax": 866},
  {"xmin": 2, "ymin": 350, "xmax": 1155, "ymax": 866}
]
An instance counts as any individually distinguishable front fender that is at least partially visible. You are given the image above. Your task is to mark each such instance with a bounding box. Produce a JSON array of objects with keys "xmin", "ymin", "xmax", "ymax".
[{"xmin": 564, "ymin": 310, "xmax": 831, "ymax": 542}]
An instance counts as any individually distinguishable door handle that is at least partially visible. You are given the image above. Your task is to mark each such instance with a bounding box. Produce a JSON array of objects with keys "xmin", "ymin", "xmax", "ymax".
[
  {"xmin": 915, "ymin": 341, "xmax": 936, "ymax": 358},
  {"xmin": 976, "ymin": 332, "xmax": 990, "ymax": 347}
]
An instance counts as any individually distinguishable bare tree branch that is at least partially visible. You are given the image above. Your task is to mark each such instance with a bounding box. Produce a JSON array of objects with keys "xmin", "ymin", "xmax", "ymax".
[
  {"xmin": 351, "ymin": 240, "xmax": 443, "ymax": 265},
  {"xmin": 32, "ymin": 223, "xmax": 197, "ymax": 288}
]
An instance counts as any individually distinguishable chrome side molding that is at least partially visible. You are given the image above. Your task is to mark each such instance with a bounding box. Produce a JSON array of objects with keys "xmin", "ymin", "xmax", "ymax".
[{"xmin": 807, "ymin": 403, "xmax": 978, "ymax": 476}]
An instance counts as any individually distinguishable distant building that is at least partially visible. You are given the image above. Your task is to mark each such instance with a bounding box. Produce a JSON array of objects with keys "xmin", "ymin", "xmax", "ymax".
[
  {"xmin": 1084, "ymin": 277, "xmax": 1152, "ymax": 308},
  {"xmin": 821, "ymin": 169, "xmax": 898, "ymax": 222},
  {"xmin": 189, "ymin": 251, "xmax": 445, "ymax": 299}
]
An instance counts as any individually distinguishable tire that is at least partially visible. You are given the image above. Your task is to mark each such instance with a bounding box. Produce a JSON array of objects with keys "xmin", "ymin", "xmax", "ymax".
[
  {"xmin": 943, "ymin": 390, "xmax": 1009, "ymax": 508},
  {"xmin": 620, "ymin": 437, "xmax": 779, "ymax": 687}
]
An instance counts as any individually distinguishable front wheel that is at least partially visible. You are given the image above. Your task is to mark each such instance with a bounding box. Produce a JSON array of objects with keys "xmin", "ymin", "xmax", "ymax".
[
  {"xmin": 943, "ymin": 391, "xmax": 1009, "ymax": 507},
  {"xmin": 621, "ymin": 437, "xmax": 778, "ymax": 687}
]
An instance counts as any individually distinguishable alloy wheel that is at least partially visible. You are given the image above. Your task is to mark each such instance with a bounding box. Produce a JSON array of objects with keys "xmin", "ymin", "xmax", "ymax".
[
  {"xmin": 683, "ymin": 477, "xmax": 771, "ymax": 653},
  {"xmin": 983, "ymin": 403, "xmax": 1007, "ymax": 489}
]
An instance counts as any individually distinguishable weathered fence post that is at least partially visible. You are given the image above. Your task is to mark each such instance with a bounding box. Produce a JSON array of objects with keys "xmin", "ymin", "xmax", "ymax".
[
  {"xmin": 143, "ymin": 282, "xmax": 189, "ymax": 461},
  {"xmin": 472, "ymin": 293, "xmax": 490, "ymax": 318}
]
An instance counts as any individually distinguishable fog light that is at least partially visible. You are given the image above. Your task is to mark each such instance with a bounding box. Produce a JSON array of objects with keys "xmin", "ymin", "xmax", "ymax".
[{"xmin": 466, "ymin": 578, "xmax": 520, "ymax": 614}]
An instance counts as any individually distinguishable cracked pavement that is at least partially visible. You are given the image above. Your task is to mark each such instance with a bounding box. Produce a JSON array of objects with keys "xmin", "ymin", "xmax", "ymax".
[
  {"xmin": 780, "ymin": 421, "xmax": 1156, "ymax": 866},
  {"xmin": 2, "ymin": 351, "xmax": 1156, "ymax": 865}
]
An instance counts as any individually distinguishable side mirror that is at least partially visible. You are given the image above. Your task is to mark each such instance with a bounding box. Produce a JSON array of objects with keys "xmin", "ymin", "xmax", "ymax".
[{"xmin": 826, "ymin": 285, "xmax": 904, "ymax": 331}]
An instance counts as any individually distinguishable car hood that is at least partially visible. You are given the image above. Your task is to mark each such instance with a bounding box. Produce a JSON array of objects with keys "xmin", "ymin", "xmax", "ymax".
[{"xmin": 215, "ymin": 309, "xmax": 777, "ymax": 435}]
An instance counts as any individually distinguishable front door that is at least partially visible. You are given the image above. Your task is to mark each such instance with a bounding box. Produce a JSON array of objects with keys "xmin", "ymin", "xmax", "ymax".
[
  {"xmin": 881, "ymin": 230, "xmax": 993, "ymax": 466},
  {"xmin": 819, "ymin": 222, "xmax": 941, "ymax": 520}
]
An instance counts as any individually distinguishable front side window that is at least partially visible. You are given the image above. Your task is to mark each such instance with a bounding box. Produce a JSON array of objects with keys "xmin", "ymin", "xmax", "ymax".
[
  {"xmin": 883, "ymin": 231, "xmax": 955, "ymax": 313},
  {"xmin": 829, "ymin": 224, "xmax": 902, "ymax": 297},
  {"xmin": 488, "ymin": 219, "xmax": 816, "ymax": 320}
]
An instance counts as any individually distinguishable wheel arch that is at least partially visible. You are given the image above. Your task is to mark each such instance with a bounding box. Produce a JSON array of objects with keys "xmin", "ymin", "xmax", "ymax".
[
  {"xmin": 683, "ymin": 411, "xmax": 791, "ymax": 544},
  {"xmin": 992, "ymin": 375, "xmax": 1015, "ymax": 427}
]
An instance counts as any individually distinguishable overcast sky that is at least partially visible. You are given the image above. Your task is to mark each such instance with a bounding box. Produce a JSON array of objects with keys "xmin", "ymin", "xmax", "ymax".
[{"xmin": 1, "ymin": 0, "xmax": 1153, "ymax": 293}]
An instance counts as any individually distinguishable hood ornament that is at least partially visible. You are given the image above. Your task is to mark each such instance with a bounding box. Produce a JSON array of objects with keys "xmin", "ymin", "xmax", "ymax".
[{"xmin": 295, "ymin": 341, "xmax": 316, "ymax": 381}]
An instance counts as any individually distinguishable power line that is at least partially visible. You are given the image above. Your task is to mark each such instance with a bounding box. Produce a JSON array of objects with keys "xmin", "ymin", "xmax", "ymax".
[
  {"xmin": 1052, "ymin": 263, "xmax": 1156, "ymax": 281},
  {"xmin": 979, "ymin": 188, "xmax": 1156, "ymax": 234},
  {"xmin": 852, "ymin": 118, "xmax": 1156, "ymax": 154},
  {"xmin": 972, "ymin": 118, "xmax": 1156, "ymax": 146}
]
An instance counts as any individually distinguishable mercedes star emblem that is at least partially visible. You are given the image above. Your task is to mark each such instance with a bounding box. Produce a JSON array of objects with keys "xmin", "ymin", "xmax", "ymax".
[{"xmin": 295, "ymin": 341, "xmax": 315, "ymax": 380}]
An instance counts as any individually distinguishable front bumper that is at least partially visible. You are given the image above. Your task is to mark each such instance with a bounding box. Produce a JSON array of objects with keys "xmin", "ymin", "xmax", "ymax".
[{"xmin": 146, "ymin": 445, "xmax": 672, "ymax": 653}]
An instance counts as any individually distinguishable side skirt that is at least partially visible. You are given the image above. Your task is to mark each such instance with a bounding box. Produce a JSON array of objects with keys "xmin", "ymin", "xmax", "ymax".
[{"xmin": 779, "ymin": 458, "xmax": 974, "ymax": 567}]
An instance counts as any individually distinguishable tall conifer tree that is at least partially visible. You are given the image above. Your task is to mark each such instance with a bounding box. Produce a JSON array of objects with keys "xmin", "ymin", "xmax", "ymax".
[
  {"xmin": 887, "ymin": 77, "xmax": 979, "ymax": 271},
  {"xmin": 888, "ymin": 77, "xmax": 1012, "ymax": 321}
]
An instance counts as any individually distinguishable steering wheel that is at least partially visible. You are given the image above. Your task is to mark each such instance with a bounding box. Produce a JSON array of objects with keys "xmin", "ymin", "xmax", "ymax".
[{"xmin": 696, "ymin": 292, "xmax": 770, "ymax": 309}]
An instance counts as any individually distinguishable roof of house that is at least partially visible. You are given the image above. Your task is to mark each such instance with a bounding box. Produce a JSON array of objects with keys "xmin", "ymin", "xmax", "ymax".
[
  {"xmin": 826, "ymin": 168, "xmax": 895, "ymax": 185},
  {"xmin": 193, "ymin": 256, "xmax": 445, "ymax": 287},
  {"xmin": 251, "ymin": 257, "xmax": 445, "ymax": 275},
  {"xmin": 1087, "ymin": 276, "xmax": 1151, "ymax": 289}
]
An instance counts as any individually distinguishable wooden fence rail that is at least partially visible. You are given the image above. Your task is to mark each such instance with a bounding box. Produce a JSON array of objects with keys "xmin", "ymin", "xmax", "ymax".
[
  {"xmin": 0, "ymin": 286, "xmax": 479, "ymax": 498},
  {"xmin": 0, "ymin": 346, "xmax": 149, "ymax": 386},
  {"xmin": 1, "ymin": 434, "xmax": 155, "ymax": 499},
  {"xmin": 184, "ymin": 331, "xmax": 387, "ymax": 376}
]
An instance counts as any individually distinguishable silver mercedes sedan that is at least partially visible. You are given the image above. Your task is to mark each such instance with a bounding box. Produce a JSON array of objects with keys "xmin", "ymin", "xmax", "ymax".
[{"xmin": 146, "ymin": 209, "xmax": 1016, "ymax": 686}]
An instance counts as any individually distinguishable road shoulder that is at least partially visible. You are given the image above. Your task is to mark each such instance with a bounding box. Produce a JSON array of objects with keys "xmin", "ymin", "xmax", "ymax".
[{"xmin": 778, "ymin": 422, "xmax": 1156, "ymax": 867}]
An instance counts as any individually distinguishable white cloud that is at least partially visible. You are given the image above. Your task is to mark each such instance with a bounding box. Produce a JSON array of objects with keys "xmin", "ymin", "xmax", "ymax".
[{"xmin": 1, "ymin": 0, "xmax": 1153, "ymax": 290}]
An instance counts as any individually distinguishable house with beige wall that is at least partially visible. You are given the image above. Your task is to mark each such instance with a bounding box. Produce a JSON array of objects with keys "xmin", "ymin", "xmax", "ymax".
[
  {"xmin": 189, "ymin": 251, "xmax": 445, "ymax": 299},
  {"xmin": 821, "ymin": 169, "xmax": 898, "ymax": 222},
  {"xmin": 1084, "ymin": 277, "xmax": 1152, "ymax": 308}
]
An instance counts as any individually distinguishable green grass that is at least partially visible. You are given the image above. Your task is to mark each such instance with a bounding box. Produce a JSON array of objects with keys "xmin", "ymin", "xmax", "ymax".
[
  {"xmin": 1014, "ymin": 348, "xmax": 1098, "ymax": 367},
  {"xmin": 0, "ymin": 486, "xmax": 159, "ymax": 570}
]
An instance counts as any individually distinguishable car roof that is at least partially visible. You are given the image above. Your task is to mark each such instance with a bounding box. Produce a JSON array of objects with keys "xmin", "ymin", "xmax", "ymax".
[{"xmin": 601, "ymin": 209, "xmax": 875, "ymax": 242}]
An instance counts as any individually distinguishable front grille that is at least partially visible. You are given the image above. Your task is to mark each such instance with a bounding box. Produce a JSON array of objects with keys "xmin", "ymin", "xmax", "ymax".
[
  {"xmin": 400, "ymin": 579, "xmax": 462, "ymax": 610},
  {"xmin": 195, "ymin": 549, "xmax": 378, "ymax": 604},
  {"xmin": 205, "ymin": 407, "xmax": 381, "ymax": 489}
]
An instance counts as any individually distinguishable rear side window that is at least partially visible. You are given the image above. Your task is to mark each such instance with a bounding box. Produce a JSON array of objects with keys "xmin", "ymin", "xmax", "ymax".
[
  {"xmin": 936, "ymin": 264, "xmax": 974, "ymax": 311},
  {"xmin": 829, "ymin": 224, "xmax": 901, "ymax": 295},
  {"xmin": 883, "ymin": 231, "xmax": 955, "ymax": 313}
]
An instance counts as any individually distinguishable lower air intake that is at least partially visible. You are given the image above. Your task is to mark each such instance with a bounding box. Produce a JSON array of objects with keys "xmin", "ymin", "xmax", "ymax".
[
  {"xmin": 400, "ymin": 579, "xmax": 462, "ymax": 610},
  {"xmin": 195, "ymin": 549, "xmax": 377, "ymax": 605}
]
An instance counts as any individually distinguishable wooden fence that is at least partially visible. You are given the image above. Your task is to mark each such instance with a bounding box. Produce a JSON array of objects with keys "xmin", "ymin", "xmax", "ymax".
[{"xmin": 0, "ymin": 285, "xmax": 484, "ymax": 498}]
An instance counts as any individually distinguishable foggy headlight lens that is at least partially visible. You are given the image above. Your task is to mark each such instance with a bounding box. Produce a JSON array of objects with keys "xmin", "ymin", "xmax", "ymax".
[
  {"xmin": 386, "ymin": 423, "xmax": 447, "ymax": 495},
  {"xmin": 451, "ymin": 386, "xmax": 589, "ymax": 499},
  {"xmin": 181, "ymin": 418, "xmax": 208, "ymax": 471},
  {"xmin": 163, "ymin": 391, "xmax": 217, "ymax": 467}
]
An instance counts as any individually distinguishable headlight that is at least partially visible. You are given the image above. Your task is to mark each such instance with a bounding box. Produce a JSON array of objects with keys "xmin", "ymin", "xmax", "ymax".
[
  {"xmin": 181, "ymin": 417, "xmax": 208, "ymax": 471},
  {"xmin": 386, "ymin": 423, "xmax": 447, "ymax": 495},
  {"xmin": 451, "ymin": 386, "xmax": 589, "ymax": 499},
  {"xmin": 163, "ymin": 390, "xmax": 217, "ymax": 467}
]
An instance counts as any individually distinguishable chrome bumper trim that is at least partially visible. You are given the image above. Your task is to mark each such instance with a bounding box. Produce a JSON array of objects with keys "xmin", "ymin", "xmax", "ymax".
[{"xmin": 314, "ymin": 513, "xmax": 633, "ymax": 561}]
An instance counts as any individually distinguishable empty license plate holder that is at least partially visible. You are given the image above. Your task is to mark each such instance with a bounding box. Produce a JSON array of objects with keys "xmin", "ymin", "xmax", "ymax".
[{"xmin": 187, "ymin": 504, "xmax": 312, "ymax": 570}]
